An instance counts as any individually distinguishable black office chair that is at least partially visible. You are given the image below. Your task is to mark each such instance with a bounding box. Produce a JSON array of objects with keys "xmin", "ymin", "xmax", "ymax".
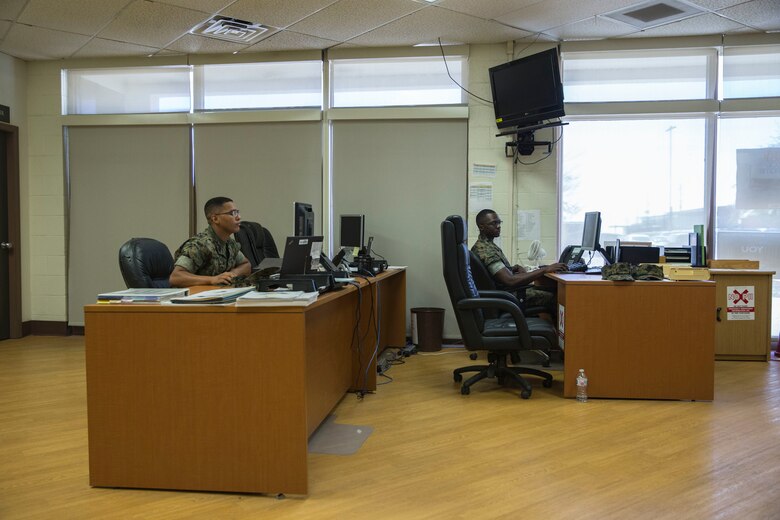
[
  {"xmin": 441, "ymin": 215, "xmax": 555, "ymax": 399},
  {"xmin": 234, "ymin": 221, "xmax": 279, "ymax": 268},
  {"xmin": 118, "ymin": 238, "xmax": 174, "ymax": 288}
]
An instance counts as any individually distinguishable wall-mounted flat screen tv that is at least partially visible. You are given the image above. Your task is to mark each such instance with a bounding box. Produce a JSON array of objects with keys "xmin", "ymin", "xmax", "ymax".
[{"xmin": 488, "ymin": 48, "xmax": 565, "ymax": 131}]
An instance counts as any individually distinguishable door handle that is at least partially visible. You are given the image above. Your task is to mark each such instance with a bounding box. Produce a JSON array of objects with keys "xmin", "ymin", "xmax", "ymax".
[
  {"xmin": 716, "ymin": 307, "xmax": 722, "ymax": 322},
  {"xmin": 0, "ymin": 242, "xmax": 12, "ymax": 250}
]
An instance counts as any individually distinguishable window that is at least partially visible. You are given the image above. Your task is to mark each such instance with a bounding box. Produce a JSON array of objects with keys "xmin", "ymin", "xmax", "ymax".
[
  {"xmin": 562, "ymin": 49, "xmax": 716, "ymax": 102},
  {"xmin": 63, "ymin": 66, "xmax": 192, "ymax": 115},
  {"xmin": 722, "ymin": 45, "xmax": 780, "ymax": 99},
  {"xmin": 196, "ymin": 61, "xmax": 322, "ymax": 110},
  {"xmin": 561, "ymin": 118, "xmax": 707, "ymax": 251},
  {"xmin": 715, "ymin": 115, "xmax": 780, "ymax": 329},
  {"xmin": 331, "ymin": 56, "xmax": 464, "ymax": 108}
]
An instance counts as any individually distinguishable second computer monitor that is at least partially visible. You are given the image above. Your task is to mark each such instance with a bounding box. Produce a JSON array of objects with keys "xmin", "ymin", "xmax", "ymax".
[
  {"xmin": 293, "ymin": 202, "xmax": 314, "ymax": 237},
  {"xmin": 581, "ymin": 211, "xmax": 602, "ymax": 251},
  {"xmin": 340, "ymin": 214, "xmax": 365, "ymax": 249}
]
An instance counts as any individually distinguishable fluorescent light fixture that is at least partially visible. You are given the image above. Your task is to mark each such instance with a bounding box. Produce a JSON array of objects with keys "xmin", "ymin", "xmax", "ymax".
[{"xmin": 414, "ymin": 40, "xmax": 463, "ymax": 47}]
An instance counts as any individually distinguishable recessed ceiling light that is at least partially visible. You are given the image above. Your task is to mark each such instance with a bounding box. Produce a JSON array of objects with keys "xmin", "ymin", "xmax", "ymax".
[
  {"xmin": 412, "ymin": 0, "xmax": 441, "ymax": 4},
  {"xmin": 191, "ymin": 15, "xmax": 269, "ymax": 43}
]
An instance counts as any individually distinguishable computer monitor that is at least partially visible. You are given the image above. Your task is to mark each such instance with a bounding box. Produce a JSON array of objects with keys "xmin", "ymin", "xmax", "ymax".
[
  {"xmin": 340, "ymin": 214, "xmax": 365, "ymax": 249},
  {"xmin": 293, "ymin": 202, "xmax": 314, "ymax": 237},
  {"xmin": 581, "ymin": 211, "xmax": 602, "ymax": 251}
]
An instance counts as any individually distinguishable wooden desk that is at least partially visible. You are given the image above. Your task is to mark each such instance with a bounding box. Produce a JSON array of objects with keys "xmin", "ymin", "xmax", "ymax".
[
  {"xmin": 85, "ymin": 269, "xmax": 406, "ymax": 495},
  {"xmin": 548, "ymin": 273, "xmax": 715, "ymax": 400}
]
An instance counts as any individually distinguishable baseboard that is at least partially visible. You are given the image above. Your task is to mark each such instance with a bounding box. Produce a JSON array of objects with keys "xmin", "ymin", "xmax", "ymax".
[{"xmin": 22, "ymin": 321, "xmax": 83, "ymax": 336}]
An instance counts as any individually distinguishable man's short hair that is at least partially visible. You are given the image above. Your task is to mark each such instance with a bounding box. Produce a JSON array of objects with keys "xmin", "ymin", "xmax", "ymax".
[
  {"xmin": 475, "ymin": 208, "xmax": 496, "ymax": 226},
  {"xmin": 204, "ymin": 196, "xmax": 233, "ymax": 219}
]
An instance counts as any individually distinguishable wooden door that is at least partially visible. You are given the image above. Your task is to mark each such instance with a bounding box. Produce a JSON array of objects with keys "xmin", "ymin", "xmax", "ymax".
[{"xmin": 0, "ymin": 122, "xmax": 21, "ymax": 339}]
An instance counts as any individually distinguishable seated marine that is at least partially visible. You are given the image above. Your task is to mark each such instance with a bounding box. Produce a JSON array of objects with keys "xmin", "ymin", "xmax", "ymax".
[
  {"xmin": 169, "ymin": 196, "xmax": 251, "ymax": 288},
  {"xmin": 471, "ymin": 209, "xmax": 566, "ymax": 317}
]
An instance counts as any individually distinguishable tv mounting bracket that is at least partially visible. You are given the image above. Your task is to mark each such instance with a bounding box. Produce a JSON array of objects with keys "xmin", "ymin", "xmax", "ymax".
[{"xmin": 498, "ymin": 120, "xmax": 568, "ymax": 158}]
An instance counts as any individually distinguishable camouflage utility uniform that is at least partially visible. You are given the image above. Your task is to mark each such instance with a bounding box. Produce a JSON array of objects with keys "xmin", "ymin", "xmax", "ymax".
[
  {"xmin": 471, "ymin": 235, "xmax": 556, "ymax": 314},
  {"xmin": 173, "ymin": 226, "xmax": 246, "ymax": 276}
]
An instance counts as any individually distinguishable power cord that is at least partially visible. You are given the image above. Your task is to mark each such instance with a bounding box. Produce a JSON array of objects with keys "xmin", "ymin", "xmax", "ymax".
[{"xmin": 437, "ymin": 38, "xmax": 492, "ymax": 105}]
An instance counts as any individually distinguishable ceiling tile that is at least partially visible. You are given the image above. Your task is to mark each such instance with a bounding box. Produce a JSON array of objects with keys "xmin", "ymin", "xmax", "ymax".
[
  {"xmin": 436, "ymin": 0, "xmax": 543, "ymax": 21},
  {"xmin": 246, "ymin": 29, "xmax": 341, "ymax": 51},
  {"xmin": 619, "ymin": 12, "xmax": 747, "ymax": 37},
  {"xmin": 545, "ymin": 15, "xmax": 636, "ymax": 40},
  {"xmin": 349, "ymin": 6, "xmax": 532, "ymax": 46},
  {"xmin": 71, "ymin": 37, "xmax": 160, "ymax": 58},
  {"xmin": 222, "ymin": 0, "xmax": 340, "ymax": 29},
  {"xmin": 0, "ymin": 23, "xmax": 91, "ymax": 60},
  {"xmin": 0, "ymin": 0, "xmax": 28, "ymax": 21},
  {"xmin": 17, "ymin": 0, "xmax": 131, "ymax": 36},
  {"xmin": 287, "ymin": 0, "xmax": 424, "ymax": 42},
  {"xmin": 0, "ymin": 20, "xmax": 11, "ymax": 40},
  {"xmin": 717, "ymin": 0, "xmax": 780, "ymax": 31},
  {"xmin": 167, "ymin": 32, "xmax": 264, "ymax": 54},
  {"xmin": 498, "ymin": 0, "xmax": 638, "ymax": 32},
  {"xmin": 98, "ymin": 0, "xmax": 212, "ymax": 48},
  {"xmin": 688, "ymin": 0, "xmax": 752, "ymax": 9},
  {"xmin": 154, "ymin": 0, "xmax": 234, "ymax": 13}
]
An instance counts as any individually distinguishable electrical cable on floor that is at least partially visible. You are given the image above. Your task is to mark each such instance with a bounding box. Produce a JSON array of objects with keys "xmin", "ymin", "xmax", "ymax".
[{"xmin": 377, "ymin": 372, "xmax": 394, "ymax": 385}]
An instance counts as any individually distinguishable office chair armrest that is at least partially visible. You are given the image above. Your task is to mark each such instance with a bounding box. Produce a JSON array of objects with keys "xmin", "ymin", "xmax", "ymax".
[
  {"xmin": 477, "ymin": 290, "xmax": 521, "ymax": 307},
  {"xmin": 457, "ymin": 297, "xmax": 528, "ymax": 328}
]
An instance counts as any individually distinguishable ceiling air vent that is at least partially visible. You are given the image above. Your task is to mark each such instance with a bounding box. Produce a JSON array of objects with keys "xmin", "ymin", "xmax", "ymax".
[
  {"xmin": 191, "ymin": 15, "xmax": 269, "ymax": 43},
  {"xmin": 604, "ymin": 0, "xmax": 705, "ymax": 29}
]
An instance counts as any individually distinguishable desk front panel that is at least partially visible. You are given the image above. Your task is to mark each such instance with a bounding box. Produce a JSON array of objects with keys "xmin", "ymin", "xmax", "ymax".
[
  {"xmin": 85, "ymin": 268, "xmax": 407, "ymax": 495},
  {"xmin": 555, "ymin": 276, "xmax": 715, "ymax": 400},
  {"xmin": 86, "ymin": 308, "xmax": 312, "ymax": 494}
]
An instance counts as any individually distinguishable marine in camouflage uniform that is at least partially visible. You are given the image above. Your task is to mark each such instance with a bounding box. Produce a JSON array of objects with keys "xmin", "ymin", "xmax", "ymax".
[
  {"xmin": 173, "ymin": 225, "xmax": 246, "ymax": 276},
  {"xmin": 169, "ymin": 196, "xmax": 251, "ymax": 288},
  {"xmin": 471, "ymin": 209, "xmax": 567, "ymax": 317},
  {"xmin": 471, "ymin": 235, "xmax": 555, "ymax": 313}
]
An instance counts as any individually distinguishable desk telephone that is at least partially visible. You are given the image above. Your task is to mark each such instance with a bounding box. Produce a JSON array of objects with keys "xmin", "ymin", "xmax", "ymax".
[
  {"xmin": 560, "ymin": 245, "xmax": 603, "ymax": 274},
  {"xmin": 559, "ymin": 245, "xmax": 584, "ymax": 269}
]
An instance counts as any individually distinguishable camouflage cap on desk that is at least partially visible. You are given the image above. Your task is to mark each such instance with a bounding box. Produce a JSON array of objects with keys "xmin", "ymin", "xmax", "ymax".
[
  {"xmin": 601, "ymin": 262, "xmax": 635, "ymax": 281},
  {"xmin": 633, "ymin": 264, "xmax": 664, "ymax": 280}
]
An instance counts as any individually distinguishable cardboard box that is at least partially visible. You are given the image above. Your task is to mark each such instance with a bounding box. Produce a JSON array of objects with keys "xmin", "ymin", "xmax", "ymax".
[{"xmin": 707, "ymin": 259, "xmax": 760, "ymax": 269}]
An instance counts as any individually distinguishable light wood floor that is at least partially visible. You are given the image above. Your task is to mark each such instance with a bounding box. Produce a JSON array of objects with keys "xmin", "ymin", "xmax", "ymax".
[{"xmin": 1, "ymin": 336, "xmax": 779, "ymax": 520}]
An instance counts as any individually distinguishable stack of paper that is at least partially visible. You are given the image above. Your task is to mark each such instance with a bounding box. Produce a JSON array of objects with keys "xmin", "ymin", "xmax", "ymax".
[
  {"xmin": 97, "ymin": 288, "xmax": 189, "ymax": 304},
  {"xmin": 235, "ymin": 290, "xmax": 319, "ymax": 307},
  {"xmin": 169, "ymin": 287, "xmax": 253, "ymax": 304}
]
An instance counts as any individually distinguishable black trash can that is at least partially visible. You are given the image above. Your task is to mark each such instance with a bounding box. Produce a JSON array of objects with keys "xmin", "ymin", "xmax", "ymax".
[{"xmin": 411, "ymin": 307, "xmax": 445, "ymax": 352}]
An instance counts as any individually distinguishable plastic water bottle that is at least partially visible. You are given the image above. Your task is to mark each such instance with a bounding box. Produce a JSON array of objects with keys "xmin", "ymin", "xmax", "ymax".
[{"xmin": 576, "ymin": 369, "xmax": 588, "ymax": 403}]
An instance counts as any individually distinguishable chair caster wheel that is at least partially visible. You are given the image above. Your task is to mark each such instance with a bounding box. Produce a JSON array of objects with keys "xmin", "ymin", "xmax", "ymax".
[
  {"xmin": 469, "ymin": 353, "xmax": 477, "ymax": 360},
  {"xmin": 454, "ymin": 373, "xmax": 462, "ymax": 383},
  {"xmin": 543, "ymin": 379, "xmax": 553, "ymax": 388},
  {"xmin": 460, "ymin": 386, "xmax": 470, "ymax": 395},
  {"xmin": 520, "ymin": 389, "xmax": 531, "ymax": 399}
]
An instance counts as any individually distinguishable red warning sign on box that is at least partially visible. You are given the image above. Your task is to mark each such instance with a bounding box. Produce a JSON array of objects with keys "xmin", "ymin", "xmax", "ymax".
[{"xmin": 726, "ymin": 285, "xmax": 755, "ymax": 321}]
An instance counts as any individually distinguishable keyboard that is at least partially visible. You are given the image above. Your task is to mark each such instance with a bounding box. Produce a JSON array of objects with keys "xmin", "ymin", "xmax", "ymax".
[
  {"xmin": 567, "ymin": 261, "xmax": 587, "ymax": 272},
  {"xmin": 584, "ymin": 267, "xmax": 602, "ymax": 275}
]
